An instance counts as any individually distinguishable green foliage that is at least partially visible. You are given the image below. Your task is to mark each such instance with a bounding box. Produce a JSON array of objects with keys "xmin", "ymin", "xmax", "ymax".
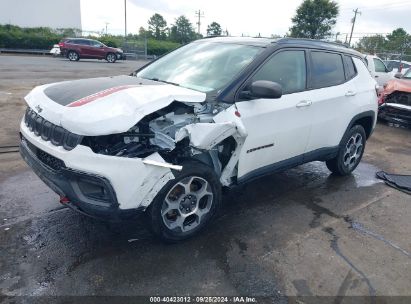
[
  {"xmin": 356, "ymin": 35, "xmax": 386, "ymax": 54},
  {"xmin": 147, "ymin": 39, "xmax": 180, "ymax": 56},
  {"xmin": 385, "ymin": 28, "xmax": 409, "ymax": 52},
  {"xmin": 289, "ymin": 0, "xmax": 339, "ymax": 39},
  {"xmin": 0, "ymin": 24, "xmax": 181, "ymax": 56},
  {"xmin": 169, "ymin": 16, "xmax": 197, "ymax": 44},
  {"xmin": 148, "ymin": 13, "xmax": 168, "ymax": 40},
  {"xmin": 95, "ymin": 35, "xmax": 120, "ymax": 48},
  {"xmin": 207, "ymin": 22, "xmax": 222, "ymax": 36},
  {"xmin": 355, "ymin": 28, "xmax": 410, "ymax": 56},
  {"xmin": 0, "ymin": 24, "xmax": 62, "ymax": 49}
]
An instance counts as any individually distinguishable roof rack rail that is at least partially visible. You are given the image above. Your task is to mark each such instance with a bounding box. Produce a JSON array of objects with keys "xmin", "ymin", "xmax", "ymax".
[{"xmin": 275, "ymin": 37, "xmax": 351, "ymax": 48}]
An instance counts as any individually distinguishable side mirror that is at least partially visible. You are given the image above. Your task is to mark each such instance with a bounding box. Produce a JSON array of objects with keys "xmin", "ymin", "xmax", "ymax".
[
  {"xmin": 394, "ymin": 72, "xmax": 402, "ymax": 79},
  {"xmin": 100, "ymin": 45, "xmax": 104, "ymax": 48},
  {"xmin": 250, "ymin": 80, "xmax": 282, "ymax": 99}
]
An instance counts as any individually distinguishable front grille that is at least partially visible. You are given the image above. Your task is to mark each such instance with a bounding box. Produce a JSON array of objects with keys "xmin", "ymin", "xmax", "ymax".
[
  {"xmin": 24, "ymin": 107, "xmax": 83, "ymax": 150},
  {"xmin": 24, "ymin": 137, "xmax": 66, "ymax": 171}
]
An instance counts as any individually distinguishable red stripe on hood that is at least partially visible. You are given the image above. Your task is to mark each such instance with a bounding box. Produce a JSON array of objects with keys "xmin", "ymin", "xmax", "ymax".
[{"xmin": 67, "ymin": 85, "xmax": 140, "ymax": 107}]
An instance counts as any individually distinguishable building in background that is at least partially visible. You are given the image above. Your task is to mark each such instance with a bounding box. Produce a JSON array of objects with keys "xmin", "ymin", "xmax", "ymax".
[{"xmin": 0, "ymin": 0, "xmax": 82, "ymax": 29}]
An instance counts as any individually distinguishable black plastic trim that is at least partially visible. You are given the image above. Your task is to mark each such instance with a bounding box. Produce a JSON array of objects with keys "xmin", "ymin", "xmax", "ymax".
[
  {"xmin": 237, "ymin": 146, "xmax": 339, "ymax": 185},
  {"xmin": 344, "ymin": 110, "xmax": 376, "ymax": 140}
]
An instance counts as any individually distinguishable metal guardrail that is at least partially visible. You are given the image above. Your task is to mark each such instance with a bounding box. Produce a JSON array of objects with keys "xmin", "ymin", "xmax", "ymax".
[{"xmin": 0, "ymin": 48, "xmax": 51, "ymax": 55}]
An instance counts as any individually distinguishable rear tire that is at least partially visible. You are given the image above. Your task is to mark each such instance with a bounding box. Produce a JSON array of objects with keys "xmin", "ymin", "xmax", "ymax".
[
  {"xmin": 147, "ymin": 161, "xmax": 221, "ymax": 242},
  {"xmin": 67, "ymin": 51, "xmax": 79, "ymax": 61},
  {"xmin": 326, "ymin": 125, "xmax": 366, "ymax": 176},
  {"xmin": 106, "ymin": 53, "xmax": 117, "ymax": 63}
]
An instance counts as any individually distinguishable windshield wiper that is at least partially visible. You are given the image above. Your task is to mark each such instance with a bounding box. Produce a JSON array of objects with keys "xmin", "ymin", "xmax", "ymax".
[{"xmin": 147, "ymin": 77, "xmax": 180, "ymax": 87}]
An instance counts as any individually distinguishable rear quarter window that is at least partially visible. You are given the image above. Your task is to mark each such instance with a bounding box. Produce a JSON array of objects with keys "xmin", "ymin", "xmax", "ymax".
[
  {"xmin": 310, "ymin": 51, "xmax": 345, "ymax": 89},
  {"xmin": 344, "ymin": 55, "xmax": 357, "ymax": 79}
]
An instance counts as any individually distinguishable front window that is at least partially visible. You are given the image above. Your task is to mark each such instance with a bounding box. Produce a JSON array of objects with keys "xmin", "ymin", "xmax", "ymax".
[
  {"xmin": 137, "ymin": 41, "xmax": 262, "ymax": 92},
  {"xmin": 403, "ymin": 69, "xmax": 411, "ymax": 79},
  {"xmin": 373, "ymin": 58, "xmax": 387, "ymax": 73}
]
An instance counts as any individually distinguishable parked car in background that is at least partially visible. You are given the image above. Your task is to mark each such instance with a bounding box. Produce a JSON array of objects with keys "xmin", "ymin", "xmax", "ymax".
[
  {"xmin": 20, "ymin": 37, "xmax": 378, "ymax": 241},
  {"xmin": 364, "ymin": 54, "xmax": 395, "ymax": 86},
  {"xmin": 49, "ymin": 44, "xmax": 61, "ymax": 57},
  {"xmin": 384, "ymin": 60, "xmax": 411, "ymax": 75},
  {"xmin": 378, "ymin": 68, "xmax": 411, "ymax": 127},
  {"xmin": 59, "ymin": 38, "xmax": 125, "ymax": 63}
]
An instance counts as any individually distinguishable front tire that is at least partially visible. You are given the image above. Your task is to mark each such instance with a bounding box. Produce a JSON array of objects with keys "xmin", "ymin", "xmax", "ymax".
[
  {"xmin": 326, "ymin": 125, "xmax": 366, "ymax": 176},
  {"xmin": 67, "ymin": 51, "xmax": 79, "ymax": 61},
  {"xmin": 147, "ymin": 161, "xmax": 222, "ymax": 242},
  {"xmin": 106, "ymin": 53, "xmax": 117, "ymax": 63}
]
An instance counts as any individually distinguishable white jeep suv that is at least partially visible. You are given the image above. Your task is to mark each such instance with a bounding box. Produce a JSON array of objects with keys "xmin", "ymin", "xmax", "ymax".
[{"xmin": 20, "ymin": 37, "xmax": 378, "ymax": 241}]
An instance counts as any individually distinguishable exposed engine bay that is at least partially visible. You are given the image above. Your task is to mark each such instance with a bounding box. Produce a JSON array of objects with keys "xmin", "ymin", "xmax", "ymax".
[{"xmin": 80, "ymin": 101, "xmax": 239, "ymax": 183}]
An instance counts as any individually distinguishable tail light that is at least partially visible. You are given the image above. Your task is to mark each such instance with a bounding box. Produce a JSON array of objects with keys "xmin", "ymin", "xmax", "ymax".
[
  {"xmin": 399, "ymin": 63, "xmax": 403, "ymax": 73},
  {"xmin": 58, "ymin": 42, "xmax": 64, "ymax": 47}
]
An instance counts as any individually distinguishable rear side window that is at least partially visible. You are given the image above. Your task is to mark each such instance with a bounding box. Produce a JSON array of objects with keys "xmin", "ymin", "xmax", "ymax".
[
  {"xmin": 344, "ymin": 55, "xmax": 357, "ymax": 79},
  {"xmin": 373, "ymin": 58, "xmax": 386, "ymax": 72},
  {"xmin": 310, "ymin": 52, "xmax": 345, "ymax": 89},
  {"xmin": 252, "ymin": 50, "xmax": 306, "ymax": 94}
]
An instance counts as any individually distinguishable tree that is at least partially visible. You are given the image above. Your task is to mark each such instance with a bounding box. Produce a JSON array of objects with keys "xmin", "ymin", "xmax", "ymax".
[
  {"xmin": 356, "ymin": 35, "xmax": 386, "ymax": 54},
  {"xmin": 169, "ymin": 16, "xmax": 196, "ymax": 44},
  {"xmin": 148, "ymin": 13, "xmax": 167, "ymax": 40},
  {"xmin": 289, "ymin": 0, "xmax": 339, "ymax": 39},
  {"xmin": 138, "ymin": 26, "xmax": 148, "ymax": 38},
  {"xmin": 385, "ymin": 28, "xmax": 409, "ymax": 53},
  {"xmin": 206, "ymin": 22, "xmax": 222, "ymax": 36}
]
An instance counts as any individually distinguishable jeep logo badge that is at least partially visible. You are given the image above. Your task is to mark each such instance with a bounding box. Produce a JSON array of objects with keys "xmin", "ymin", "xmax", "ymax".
[{"xmin": 35, "ymin": 105, "xmax": 43, "ymax": 113}]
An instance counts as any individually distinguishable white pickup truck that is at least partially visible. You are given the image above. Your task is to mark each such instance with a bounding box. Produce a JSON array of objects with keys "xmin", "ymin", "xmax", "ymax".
[{"xmin": 364, "ymin": 54, "xmax": 395, "ymax": 86}]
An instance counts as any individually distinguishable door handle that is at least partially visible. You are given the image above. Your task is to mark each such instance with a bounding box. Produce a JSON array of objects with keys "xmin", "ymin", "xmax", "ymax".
[
  {"xmin": 345, "ymin": 91, "xmax": 357, "ymax": 97},
  {"xmin": 375, "ymin": 75, "xmax": 379, "ymax": 78},
  {"xmin": 296, "ymin": 100, "xmax": 312, "ymax": 108}
]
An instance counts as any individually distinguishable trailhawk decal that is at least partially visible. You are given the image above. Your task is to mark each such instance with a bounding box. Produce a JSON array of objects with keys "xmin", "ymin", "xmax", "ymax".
[{"xmin": 67, "ymin": 85, "xmax": 140, "ymax": 107}]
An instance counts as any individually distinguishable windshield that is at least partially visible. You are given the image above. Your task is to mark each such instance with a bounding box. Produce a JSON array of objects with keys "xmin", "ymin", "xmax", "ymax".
[
  {"xmin": 137, "ymin": 41, "xmax": 262, "ymax": 92},
  {"xmin": 403, "ymin": 69, "xmax": 411, "ymax": 79}
]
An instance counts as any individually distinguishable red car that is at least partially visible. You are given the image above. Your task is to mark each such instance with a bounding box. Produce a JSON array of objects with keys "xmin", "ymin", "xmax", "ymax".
[{"xmin": 59, "ymin": 38, "xmax": 125, "ymax": 63}]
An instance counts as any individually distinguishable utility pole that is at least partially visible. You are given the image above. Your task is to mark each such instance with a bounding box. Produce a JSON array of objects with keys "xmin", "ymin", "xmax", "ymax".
[
  {"xmin": 124, "ymin": 0, "xmax": 127, "ymax": 38},
  {"xmin": 195, "ymin": 10, "xmax": 204, "ymax": 35},
  {"xmin": 105, "ymin": 22, "xmax": 109, "ymax": 35},
  {"xmin": 348, "ymin": 8, "xmax": 361, "ymax": 46}
]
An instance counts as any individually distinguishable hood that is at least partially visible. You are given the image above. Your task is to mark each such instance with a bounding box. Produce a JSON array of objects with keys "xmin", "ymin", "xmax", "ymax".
[
  {"xmin": 383, "ymin": 78, "xmax": 411, "ymax": 96},
  {"xmin": 25, "ymin": 75, "xmax": 206, "ymax": 136}
]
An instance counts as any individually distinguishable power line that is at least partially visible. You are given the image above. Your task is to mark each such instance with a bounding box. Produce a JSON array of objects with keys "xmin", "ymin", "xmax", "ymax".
[{"xmin": 340, "ymin": 1, "xmax": 411, "ymax": 11}]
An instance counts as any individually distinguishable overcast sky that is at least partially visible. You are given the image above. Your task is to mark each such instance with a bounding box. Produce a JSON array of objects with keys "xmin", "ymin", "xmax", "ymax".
[{"xmin": 81, "ymin": 0, "xmax": 411, "ymax": 41}]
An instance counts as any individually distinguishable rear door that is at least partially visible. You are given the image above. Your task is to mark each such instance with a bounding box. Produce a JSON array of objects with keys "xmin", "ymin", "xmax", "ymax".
[
  {"xmin": 303, "ymin": 51, "xmax": 356, "ymax": 154},
  {"xmin": 78, "ymin": 39, "xmax": 93, "ymax": 57},
  {"xmin": 235, "ymin": 49, "xmax": 312, "ymax": 179}
]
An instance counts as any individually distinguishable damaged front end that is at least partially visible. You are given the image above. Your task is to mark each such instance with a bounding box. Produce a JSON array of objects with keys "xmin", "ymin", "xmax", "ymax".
[
  {"xmin": 379, "ymin": 91, "xmax": 411, "ymax": 127},
  {"xmin": 80, "ymin": 101, "xmax": 246, "ymax": 186}
]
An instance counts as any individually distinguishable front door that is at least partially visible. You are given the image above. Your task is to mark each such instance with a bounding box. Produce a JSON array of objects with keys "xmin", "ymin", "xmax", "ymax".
[
  {"xmin": 372, "ymin": 57, "xmax": 392, "ymax": 86},
  {"xmin": 235, "ymin": 49, "xmax": 312, "ymax": 180}
]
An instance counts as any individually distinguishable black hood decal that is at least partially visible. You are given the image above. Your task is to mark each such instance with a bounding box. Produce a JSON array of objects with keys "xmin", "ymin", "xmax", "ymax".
[{"xmin": 43, "ymin": 75, "xmax": 162, "ymax": 106}]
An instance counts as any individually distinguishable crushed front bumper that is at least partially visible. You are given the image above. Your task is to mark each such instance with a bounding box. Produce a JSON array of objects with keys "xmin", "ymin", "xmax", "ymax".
[
  {"xmin": 19, "ymin": 120, "xmax": 175, "ymax": 219},
  {"xmin": 379, "ymin": 103, "xmax": 411, "ymax": 127},
  {"xmin": 19, "ymin": 137, "xmax": 135, "ymax": 219}
]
